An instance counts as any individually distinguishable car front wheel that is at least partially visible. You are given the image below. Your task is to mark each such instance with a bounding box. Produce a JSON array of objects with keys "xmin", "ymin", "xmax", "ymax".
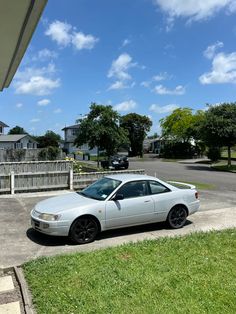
[
  {"xmin": 70, "ymin": 216, "xmax": 99, "ymax": 244},
  {"xmin": 167, "ymin": 205, "xmax": 187, "ymax": 229}
]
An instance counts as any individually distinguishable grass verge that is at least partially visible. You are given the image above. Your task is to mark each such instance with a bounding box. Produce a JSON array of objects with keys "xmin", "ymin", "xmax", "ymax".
[
  {"xmin": 212, "ymin": 164, "xmax": 236, "ymax": 173},
  {"xmin": 23, "ymin": 229, "xmax": 236, "ymax": 314},
  {"xmin": 169, "ymin": 180, "xmax": 215, "ymax": 190}
]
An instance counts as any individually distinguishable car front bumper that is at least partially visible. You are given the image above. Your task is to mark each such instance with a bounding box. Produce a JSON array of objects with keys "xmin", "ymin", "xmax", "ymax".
[{"xmin": 31, "ymin": 215, "xmax": 70, "ymax": 236}]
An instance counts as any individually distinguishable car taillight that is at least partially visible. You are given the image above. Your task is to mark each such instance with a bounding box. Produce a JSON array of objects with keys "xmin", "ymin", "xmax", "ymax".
[{"xmin": 195, "ymin": 192, "xmax": 199, "ymax": 199}]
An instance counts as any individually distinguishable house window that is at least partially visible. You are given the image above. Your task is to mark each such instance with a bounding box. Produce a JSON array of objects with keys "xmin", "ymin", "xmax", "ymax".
[
  {"xmin": 0, "ymin": 126, "xmax": 2, "ymax": 133},
  {"xmin": 14, "ymin": 143, "xmax": 23, "ymax": 149},
  {"xmin": 71, "ymin": 129, "xmax": 78, "ymax": 136}
]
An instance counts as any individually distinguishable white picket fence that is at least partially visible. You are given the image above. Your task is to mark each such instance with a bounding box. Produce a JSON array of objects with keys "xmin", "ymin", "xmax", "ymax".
[{"xmin": 0, "ymin": 160, "xmax": 145, "ymax": 194}]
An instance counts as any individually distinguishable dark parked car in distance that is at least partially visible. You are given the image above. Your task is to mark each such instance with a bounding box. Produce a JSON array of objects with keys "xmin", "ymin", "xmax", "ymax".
[{"xmin": 101, "ymin": 155, "xmax": 129, "ymax": 170}]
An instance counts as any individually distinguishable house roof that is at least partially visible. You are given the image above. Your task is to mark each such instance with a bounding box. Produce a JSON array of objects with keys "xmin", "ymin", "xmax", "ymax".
[
  {"xmin": 0, "ymin": 0, "xmax": 47, "ymax": 91},
  {"xmin": 0, "ymin": 121, "xmax": 9, "ymax": 127},
  {"xmin": 62, "ymin": 124, "xmax": 80, "ymax": 131},
  {"xmin": 0, "ymin": 134, "xmax": 37, "ymax": 142}
]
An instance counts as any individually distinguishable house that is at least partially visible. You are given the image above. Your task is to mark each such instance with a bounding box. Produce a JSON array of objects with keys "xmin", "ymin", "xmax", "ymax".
[
  {"xmin": 143, "ymin": 137, "xmax": 164, "ymax": 154},
  {"xmin": 0, "ymin": 134, "xmax": 37, "ymax": 149},
  {"xmin": 62, "ymin": 124, "xmax": 97, "ymax": 155},
  {"xmin": 0, "ymin": 121, "xmax": 9, "ymax": 135},
  {"xmin": 0, "ymin": 121, "xmax": 37, "ymax": 149}
]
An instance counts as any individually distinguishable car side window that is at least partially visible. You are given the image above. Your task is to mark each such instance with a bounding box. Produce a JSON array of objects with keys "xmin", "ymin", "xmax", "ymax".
[
  {"xmin": 117, "ymin": 181, "xmax": 148, "ymax": 199},
  {"xmin": 148, "ymin": 181, "xmax": 170, "ymax": 194}
]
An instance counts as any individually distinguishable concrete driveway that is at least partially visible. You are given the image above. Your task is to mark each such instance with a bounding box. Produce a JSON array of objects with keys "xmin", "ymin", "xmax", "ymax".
[{"xmin": 0, "ymin": 189, "xmax": 236, "ymax": 269}]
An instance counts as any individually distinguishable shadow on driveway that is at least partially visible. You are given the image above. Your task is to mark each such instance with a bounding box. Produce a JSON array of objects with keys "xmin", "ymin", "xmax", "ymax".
[{"xmin": 26, "ymin": 220, "xmax": 193, "ymax": 247}]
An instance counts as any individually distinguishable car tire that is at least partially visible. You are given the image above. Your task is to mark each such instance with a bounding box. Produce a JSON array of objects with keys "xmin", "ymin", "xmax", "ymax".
[
  {"xmin": 167, "ymin": 205, "xmax": 187, "ymax": 229},
  {"xmin": 70, "ymin": 216, "xmax": 99, "ymax": 244}
]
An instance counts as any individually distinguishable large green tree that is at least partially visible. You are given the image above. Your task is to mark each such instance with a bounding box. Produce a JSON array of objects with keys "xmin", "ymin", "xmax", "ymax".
[
  {"xmin": 8, "ymin": 125, "xmax": 27, "ymax": 134},
  {"xmin": 74, "ymin": 103, "xmax": 128, "ymax": 162},
  {"xmin": 197, "ymin": 103, "xmax": 236, "ymax": 167},
  {"xmin": 160, "ymin": 108, "xmax": 202, "ymax": 142},
  {"xmin": 36, "ymin": 131, "xmax": 61, "ymax": 148},
  {"xmin": 120, "ymin": 113, "xmax": 152, "ymax": 157}
]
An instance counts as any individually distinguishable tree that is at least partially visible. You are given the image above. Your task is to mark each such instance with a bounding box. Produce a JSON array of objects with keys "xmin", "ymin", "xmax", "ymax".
[
  {"xmin": 74, "ymin": 103, "xmax": 128, "ymax": 164},
  {"xmin": 36, "ymin": 131, "xmax": 61, "ymax": 148},
  {"xmin": 197, "ymin": 103, "xmax": 236, "ymax": 167},
  {"xmin": 120, "ymin": 113, "xmax": 152, "ymax": 157},
  {"xmin": 8, "ymin": 125, "xmax": 27, "ymax": 134},
  {"xmin": 160, "ymin": 108, "xmax": 197, "ymax": 142}
]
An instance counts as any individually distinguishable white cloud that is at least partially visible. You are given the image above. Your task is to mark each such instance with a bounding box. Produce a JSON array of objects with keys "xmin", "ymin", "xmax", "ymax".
[
  {"xmin": 72, "ymin": 32, "xmax": 99, "ymax": 50},
  {"xmin": 149, "ymin": 104, "xmax": 179, "ymax": 114},
  {"xmin": 108, "ymin": 81, "xmax": 128, "ymax": 90},
  {"xmin": 37, "ymin": 48, "xmax": 58, "ymax": 60},
  {"xmin": 30, "ymin": 118, "xmax": 40, "ymax": 123},
  {"xmin": 140, "ymin": 81, "xmax": 150, "ymax": 88},
  {"xmin": 45, "ymin": 20, "xmax": 99, "ymax": 51},
  {"xmin": 153, "ymin": 72, "xmax": 169, "ymax": 81},
  {"xmin": 16, "ymin": 103, "xmax": 23, "ymax": 108},
  {"xmin": 154, "ymin": 0, "xmax": 236, "ymax": 29},
  {"xmin": 114, "ymin": 100, "xmax": 137, "ymax": 112},
  {"xmin": 14, "ymin": 63, "xmax": 60, "ymax": 96},
  {"xmin": 45, "ymin": 20, "xmax": 72, "ymax": 47},
  {"xmin": 108, "ymin": 53, "xmax": 136, "ymax": 81},
  {"xmin": 199, "ymin": 52, "xmax": 236, "ymax": 84},
  {"xmin": 153, "ymin": 84, "xmax": 185, "ymax": 95},
  {"xmin": 122, "ymin": 39, "xmax": 131, "ymax": 47},
  {"xmin": 203, "ymin": 41, "xmax": 224, "ymax": 59},
  {"xmin": 15, "ymin": 76, "xmax": 60, "ymax": 96},
  {"xmin": 53, "ymin": 108, "xmax": 62, "ymax": 114},
  {"xmin": 37, "ymin": 99, "xmax": 51, "ymax": 106}
]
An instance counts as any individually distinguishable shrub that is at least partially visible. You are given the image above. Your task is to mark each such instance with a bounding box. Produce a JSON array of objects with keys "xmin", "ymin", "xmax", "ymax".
[
  {"xmin": 160, "ymin": 142, "xmax": 195, "ymax": 159},
  {"xmin": 207, "ymin": 146, "xmax": 221, "ymax": 162}
]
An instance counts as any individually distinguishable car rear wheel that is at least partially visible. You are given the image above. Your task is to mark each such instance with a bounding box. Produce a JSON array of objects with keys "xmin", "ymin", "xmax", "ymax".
[
  {"xmin": 70, "ymin": 216, "xmax": 98, "ymax": 244},
  {"xmin": 167, "ymin": 205, "xmax": 187, "ymax": 229}
]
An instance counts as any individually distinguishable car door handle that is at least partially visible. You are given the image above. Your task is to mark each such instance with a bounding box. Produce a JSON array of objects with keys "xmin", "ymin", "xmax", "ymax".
[{"xmin": 144, "ymin": 200, "xmax": 151, "ymax": 203}]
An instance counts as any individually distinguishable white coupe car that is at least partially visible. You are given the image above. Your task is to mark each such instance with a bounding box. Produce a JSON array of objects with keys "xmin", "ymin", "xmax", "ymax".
[{"xmin": 31, "ymin": 174, "xmax": 200, "ymax": 244}]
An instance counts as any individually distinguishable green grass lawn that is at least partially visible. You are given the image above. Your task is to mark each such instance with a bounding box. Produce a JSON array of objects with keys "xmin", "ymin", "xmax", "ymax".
[
  {"xmin": 211, "ymin": 164, "xmax": 236, "ymax": 173},
  {"xmin": 169, "ymin": 180, "xmax": 215, "ymax": 190},
  {"xmin": 23, "ymin": 229, "xmax": 236, "ymax": 314},
  {"xmin": 221, "ymin": 150, "xmax": 236, "ymax": 158}
]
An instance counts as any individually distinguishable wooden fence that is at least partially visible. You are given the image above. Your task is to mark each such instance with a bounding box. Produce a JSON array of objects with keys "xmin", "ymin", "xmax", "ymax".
[{"xmin": 0, "ymin": 160, "xmax": 145, "ymax": 194}]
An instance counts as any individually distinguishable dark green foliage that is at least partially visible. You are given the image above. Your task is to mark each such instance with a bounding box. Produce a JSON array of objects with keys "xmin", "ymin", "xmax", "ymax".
[
  {"xmin": 38, "ymin": 146, "xmax": 60, "ymax": 160},
  {"xmin": 36, "ymin": 131, "xmax": 61, "ymax": 148},
  {"xmin": 197, "ymin": 103, "xmax": 236, "ymax": 166},
  {"xmin": 160, "ymin": 142, "xmax": 196, "ymax": 158},
  {"xmin": 120, "ymin": 113, "xmax": 152, "ymax": 157},
  {"xmin": 8, "ymin": 125, "xmax": 27, "ymax": 134},
  {"xmin": 74, "ymin": 103, "xmax": 129, "ymax": 158},
  {"xmin": 207, "ymin": 146, "xmax": 221, "ymax": 162}
]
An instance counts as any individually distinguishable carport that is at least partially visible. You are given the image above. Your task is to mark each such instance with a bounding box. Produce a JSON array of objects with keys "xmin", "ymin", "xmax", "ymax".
[{"xmin": 0, "ymin": 0, "xmax": 47, "ymax": 91}]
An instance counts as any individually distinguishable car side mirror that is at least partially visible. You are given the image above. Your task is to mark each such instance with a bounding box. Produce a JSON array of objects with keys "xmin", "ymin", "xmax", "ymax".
[{"xmin": 112, "ymin": 193, "xmax": 124, "ymax": 201}]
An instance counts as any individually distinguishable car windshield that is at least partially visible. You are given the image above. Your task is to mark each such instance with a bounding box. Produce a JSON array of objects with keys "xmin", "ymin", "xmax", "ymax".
[{"xmin": 79, "ymin": 177, "xmax": 121, "ymax": 200}]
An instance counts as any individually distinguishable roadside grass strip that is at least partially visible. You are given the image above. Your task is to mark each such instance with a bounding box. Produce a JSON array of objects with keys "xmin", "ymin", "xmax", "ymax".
[{"xmin": 23, "ymin": 229, "xmax": 236, "ymax": 314}]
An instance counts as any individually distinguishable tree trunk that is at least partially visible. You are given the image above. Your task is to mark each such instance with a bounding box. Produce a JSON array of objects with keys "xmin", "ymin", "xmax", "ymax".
[
  {"xmin": 227, "ymin": 145, "xmax": 231, "ymax": 168},
  {"xmin": 97, "ymin": 147, "xmax": 100, "ymax": 168}
]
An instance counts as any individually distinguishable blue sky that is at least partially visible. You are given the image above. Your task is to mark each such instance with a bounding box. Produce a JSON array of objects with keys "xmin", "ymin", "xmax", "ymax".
[{"xmin": 1, "ymin": 0, "xmax": 236, "ymax": 136}]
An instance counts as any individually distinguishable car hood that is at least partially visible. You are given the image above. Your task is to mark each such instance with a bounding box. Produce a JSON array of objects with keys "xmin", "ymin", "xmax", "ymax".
[{"xmin": 34, "ymin": 192, "xmax": 99, "ymax": 214}]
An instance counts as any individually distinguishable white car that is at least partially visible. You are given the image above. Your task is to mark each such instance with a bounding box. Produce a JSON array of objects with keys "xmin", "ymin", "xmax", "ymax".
[{"xmin": 31, "ymin": 174, "xmax": 200, "ymax": 244}]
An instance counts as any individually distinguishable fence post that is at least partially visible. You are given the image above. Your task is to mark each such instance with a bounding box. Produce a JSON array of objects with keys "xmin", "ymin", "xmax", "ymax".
[
  {"xmin": 10, "ymin": 171, "xmax": 15, "ymax": 195},
  {"xmin": 69, "ymin": 168, "xmax": 73, "ymax": 190}
]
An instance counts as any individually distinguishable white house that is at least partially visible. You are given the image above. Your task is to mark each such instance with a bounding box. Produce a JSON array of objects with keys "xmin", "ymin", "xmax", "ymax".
[
  {"xmin": 0, "ymin": 121, "xmax": 37, "ymax": 149},
  {"xmin": 0, "ymin": 134, "xmax": 37, "ymax": 149},
  {"xmin": 62, "ymin": 124, "xmax": 97, "ymax": 155}
]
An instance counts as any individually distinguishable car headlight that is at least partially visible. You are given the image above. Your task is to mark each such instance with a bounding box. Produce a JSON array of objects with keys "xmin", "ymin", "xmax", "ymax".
[{"xmin": 38, "ymin": 213, "xmax": 61, "ymax": 221}]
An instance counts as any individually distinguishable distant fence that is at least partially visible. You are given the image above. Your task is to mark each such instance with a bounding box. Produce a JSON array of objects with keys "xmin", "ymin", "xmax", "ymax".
[
  {"xmin": 0, "ymin": 149, "xmax": 65, "ymax": 162},
  {"xmin": 0, "ymin": 160, "xmax": 145, "ymax": 194}
]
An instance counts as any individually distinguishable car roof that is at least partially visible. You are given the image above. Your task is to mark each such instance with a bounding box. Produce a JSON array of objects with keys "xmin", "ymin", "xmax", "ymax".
[{"xmin": 105, "ymin": 173, "xmax": 158, "ymax": 183}]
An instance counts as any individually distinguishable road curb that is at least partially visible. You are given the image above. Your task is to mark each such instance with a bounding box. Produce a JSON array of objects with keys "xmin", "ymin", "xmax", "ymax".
[{"xmin": 14, "ymin": 266, "xmax": 35, "ymax": 314}]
